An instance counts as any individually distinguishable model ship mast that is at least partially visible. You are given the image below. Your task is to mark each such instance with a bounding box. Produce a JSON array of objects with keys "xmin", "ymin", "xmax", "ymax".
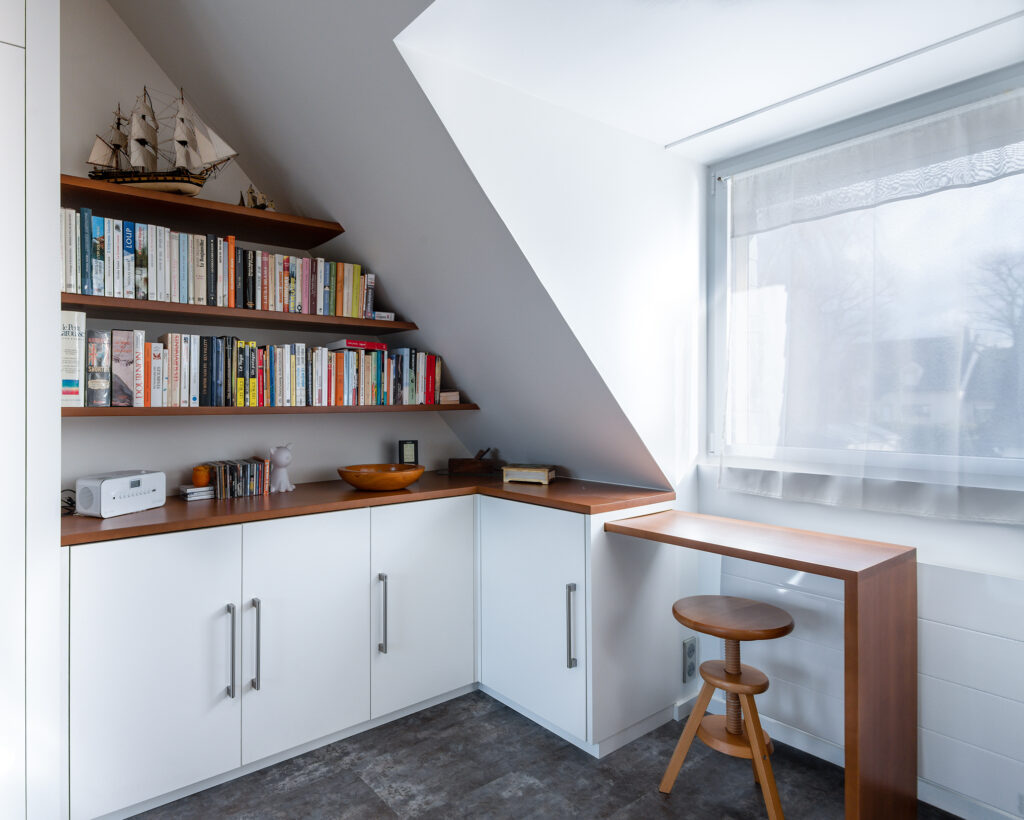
[{"xmin": 87, "ymin": 87, "xmax": 237, "ymax": 196}]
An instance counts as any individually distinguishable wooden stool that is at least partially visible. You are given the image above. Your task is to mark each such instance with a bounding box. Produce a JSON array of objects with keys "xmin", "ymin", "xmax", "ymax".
[{"xmin": 660, "ymin": 595, "xmax": 794, "ymax": 820}]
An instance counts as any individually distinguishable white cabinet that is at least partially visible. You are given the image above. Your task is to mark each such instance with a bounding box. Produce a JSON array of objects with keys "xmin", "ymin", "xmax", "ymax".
[
  {"xmin": 0, "ymin": 0, "xmax": 24, "ymax": 47},
  {"xmin": 0, "ymin": 40, "xmax": 24, "ymax": 820},
  {"xmin": 370, "ymin": 496, "xmax": 475, "ymax": 718},
  {"xmin": 69, "ymin": 527, "xmax": 242, "ymax": 820},
  {"xmin": 479, "ymin": 497, "xmax": 587, "ymax": 741},
  {"xmin": 241, "ymin": 509, "xmax": 370, "ymax": 764}
]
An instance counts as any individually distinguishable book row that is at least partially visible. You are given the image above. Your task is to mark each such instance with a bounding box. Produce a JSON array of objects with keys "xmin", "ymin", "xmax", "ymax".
[
  {"xmin": 61, "ymin": 311, "xmax": 451, "ymax": 409},
  {"xmin": 59, "ymin": 207, "xmax": 393, "ymax": 320},
  {"xmin": 183, "ymin": 459, "xmax": 271, "ymax": 500}
]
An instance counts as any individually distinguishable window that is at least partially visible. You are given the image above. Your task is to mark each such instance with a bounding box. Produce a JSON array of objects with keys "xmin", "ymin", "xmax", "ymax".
[{"xmin": 709, "ymin": 78, "xmax": 1024, "ymax": 522}]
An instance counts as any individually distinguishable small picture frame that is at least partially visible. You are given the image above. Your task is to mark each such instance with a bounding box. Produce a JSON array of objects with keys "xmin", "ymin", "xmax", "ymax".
[{"xmin": 398, "ymin": 439, "xmax": 419, "ymax": 466}]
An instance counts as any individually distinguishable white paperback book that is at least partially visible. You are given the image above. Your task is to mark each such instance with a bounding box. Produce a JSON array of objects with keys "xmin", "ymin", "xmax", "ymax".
[
  {"xmin": 60, "ymin": 310, "xmax": 86, "ymax": 407},
  {"xmin": 190, "ymin": 333, "xmax": 200, "ymax": 407}
]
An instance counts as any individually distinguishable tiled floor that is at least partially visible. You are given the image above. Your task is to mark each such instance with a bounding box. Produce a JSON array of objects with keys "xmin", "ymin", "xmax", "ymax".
[{"xmin": 135, "ymin": 691, "xmax": 955, "ymax": 819}]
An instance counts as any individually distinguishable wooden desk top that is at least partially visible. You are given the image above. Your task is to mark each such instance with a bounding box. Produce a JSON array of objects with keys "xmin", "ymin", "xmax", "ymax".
[
  {"xmin": 62, "ymin": 472, "xmax": 675, "ymax": 546},
  {"xmin": 604, "ymin": 510, "xmax": 915, "ymax": 580}
]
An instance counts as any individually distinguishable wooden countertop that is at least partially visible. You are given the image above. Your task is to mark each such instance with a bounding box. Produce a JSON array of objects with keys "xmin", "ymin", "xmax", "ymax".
[
  {"xmin": 604, "ymin": 510, "xmax": 914, "ymax": 580},
  {"xmin": 62, "ymin": 472, "xmax": 675, "ymax": 546}
]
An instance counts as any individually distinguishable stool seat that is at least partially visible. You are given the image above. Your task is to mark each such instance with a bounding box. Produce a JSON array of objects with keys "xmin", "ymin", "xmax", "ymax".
[
  {"xmin": 700, "ymin": 659, "xmax": 769, "ymax": 695},
  {"xmin": 672, "ymin": 595, "xmax": 794, "ymax": 642}
]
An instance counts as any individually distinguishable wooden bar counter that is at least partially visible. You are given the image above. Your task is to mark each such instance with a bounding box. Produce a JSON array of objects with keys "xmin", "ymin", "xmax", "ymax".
[
  {"xmin": 61, "ymin": 471, "xmax": 676, "ymax": 546},
  {"xmin": 604, "ymin": 510, "xmax": 917, "ymax": 820}
]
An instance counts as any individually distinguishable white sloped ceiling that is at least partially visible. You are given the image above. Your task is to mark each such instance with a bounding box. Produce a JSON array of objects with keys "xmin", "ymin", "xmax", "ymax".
[{"xmin": 108, "ymin": 0, "xmax": 670, "ymax": 488}]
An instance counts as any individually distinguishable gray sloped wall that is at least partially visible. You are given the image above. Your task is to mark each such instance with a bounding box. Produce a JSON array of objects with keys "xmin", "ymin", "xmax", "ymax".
[{"xmin": 108, "ymin": 0, "xmax": 668, "ymax": 488}]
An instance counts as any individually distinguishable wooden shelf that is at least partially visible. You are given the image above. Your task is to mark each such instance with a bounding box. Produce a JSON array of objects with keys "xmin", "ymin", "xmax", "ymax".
[
  {"xmin": 62, "ymin": 404, "xmax": 479, "ymax": 417},
  {"xmin": 60, "ymin": 174, "xmax": 343, "ymax": 249},
  {"xmin": 61, "ymin": 293, "xmax": 417, "ymax": 335}
]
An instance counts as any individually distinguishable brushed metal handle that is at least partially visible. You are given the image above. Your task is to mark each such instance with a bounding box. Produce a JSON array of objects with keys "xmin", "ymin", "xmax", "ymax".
[
  {"xmin": 378, "ymin": 573, "xmax": 388, "ymax": 654},
  {"xmin": 251, "ymin": 597, "xmax": 262, "ymax": 691},
  {"xmin": 226, "ymin": 602, "xmax": 237, "ymax": 698},
  {"xmin": 566, "ymin": 583, "xmax": 578, "ymax": 669}
]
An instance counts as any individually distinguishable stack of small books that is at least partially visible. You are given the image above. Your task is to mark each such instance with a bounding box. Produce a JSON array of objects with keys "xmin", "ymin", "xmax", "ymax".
[{"xmin": 179, "ymin": 484, "xmax": 215, "ymax": 502}]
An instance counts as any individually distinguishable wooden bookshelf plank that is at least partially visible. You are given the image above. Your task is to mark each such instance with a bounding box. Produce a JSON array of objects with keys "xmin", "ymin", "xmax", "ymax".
[
  {"xmin": 60, "ymin": 174, "xmax": 343, "ymax": 249},
  {"xmin": 62, "ymin": 404, "xmax": 479, "ymax": 417},
  {"xmin": 61, "ymin": 293, "xmax": 417, "ymax": 334}
]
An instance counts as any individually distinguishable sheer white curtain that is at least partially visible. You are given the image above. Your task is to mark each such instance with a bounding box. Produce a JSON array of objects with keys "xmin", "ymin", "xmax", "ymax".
[{"xmin": 720, "ymin": 87, "xmax": 1024, "ymax": 523}]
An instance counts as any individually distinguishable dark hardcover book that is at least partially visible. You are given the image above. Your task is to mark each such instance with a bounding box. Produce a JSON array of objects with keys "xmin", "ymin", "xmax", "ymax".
[
  {"xmin": 110, "ymin": 329, "xmax": 134, "ymax": 407},
  {"xmin": 198, "ymin": 336, "xmax": 211, "ymax": 406},
  {"xmin": 212, "ymin": 337, "xmax": 223, "ymax": 406},
  {"xmin": 206, "ymin": 234, "xmax": 217, "ymax": 306},
  {"xmin": 85, "ymin": 329, "xmax": 111, "ymax": 407},
  {"xmin": 245, "ymin": 250, "xmax": 256, "ymax": 310},
  {"xmin": 305, "ymin": 355, "xmax": 313, "ymax": 406},
  {"xmin": 79, "ymin": 208, "xmax": 93, "ymax": 295},
  {"xmin": 234, "ymin": 247, "xmax": 243, "ymax": 309}
]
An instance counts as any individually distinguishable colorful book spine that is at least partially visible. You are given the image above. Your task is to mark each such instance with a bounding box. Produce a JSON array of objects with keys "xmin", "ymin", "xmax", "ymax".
[
  {"xmin": 122, "ymin": 221, "xmax": 135, "ymax": 300},
  {"xmin": 194, "ymin": 234, "xmax": 206, "ymax": 306},
  {"xmin": 261, "ymin": 251, "xmax": 270, "ymax": 312},
  {"xmin": 110, "ymin": 329, "xmax": 134, "ymax": 407},
  {"xmin": 227, "ymin": 236, "xmax": 236, "ymax": 307},
  {"xmin": 189, "ymin": 333, "xmax": 200, "ymax": 407},
  {"xmin": 150, "ymin": 342, "xmax": 163, "ymax": 407},
  {"xmin": 60, "ymin": 311, "xmax": 86, "ymax": 407},
  {"xmin": 132, "ymin": 329, "xmax": 146, "ymax": 406},
  {"xmin": 79, "ymin": 208, "xmax": 93, "ymax": 295},
  {"xmin": 85, "ymin": 329, "xmax": 111, "ymax": 407}
]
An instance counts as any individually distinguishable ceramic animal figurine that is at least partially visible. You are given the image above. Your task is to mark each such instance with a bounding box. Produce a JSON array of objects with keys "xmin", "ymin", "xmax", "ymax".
[{"xmin": 269, "ymin": 443, "xmax": 296, "ymax": 493}]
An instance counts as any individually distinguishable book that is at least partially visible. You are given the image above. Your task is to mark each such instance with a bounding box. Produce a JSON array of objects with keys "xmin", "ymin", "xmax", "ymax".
[
  {"xmin": 132, "ymin": 329, "xmax": 146, "ymax": 406},
  {"xmin": 202, "ymin": 234, "xmax": 215, "ymax": 306},
  {"xmin": 150, "ymin": 342, "xmax": 163, "ymax": 407},
  {"xmin": 122, "ymin": 221, "xmax": 135, "ymax": 300},
  {"xmin": 199, "ymin": 336, "xmax": 211, "ymax": 406},
  {"xmin": 60, "ymin": 311, "xmax": 86, "ymax": 407},
  {"xmin": 91, "ymin": 215, "xmax": 105, "ymax": 296},
  {"xmin": 189, "ymin": 333, "xmax": 200, "ymax": 407},
  {"xmin": 327, "ymin": 338, "xmax": 387, "ymax": 352},
  {"xmin": 80, "ymin": 208, "xmax": 93, "ymax": 295},
  {"xmin": 216, "ymin": 237, "xmax": 225, "ymax": 306},
  {"xmin": 134, "ymin": 222, "xmax": 148, "ymax": 300},
  {"xmin": 179, "ymin": 333, "xmax": 190, "ymax": 407},
  {"xmin": 85, "ymin": 329, "xmax": 111, "ymax": 407},
  {"xmin": 159, "ymin": 333, "xmax": 180, "ymax": 407},
  {"xmin": 194, "ymin": 234, "xmax": 207, "ymax": 306},
  {"xmin": 147, "ymin": 224, "xmax": 157, "ymax": 300},
  {"xmin": 351, "ymin": 264, "xmax": 361, "ymax": 318},
  {"xmin": 103, "ymin": 217, "xmax": 114, "ymax": 296},
  {"xmin": 227, "ymin": 236, "xmax": 236, "ymax": 307},
  {"xmin": 178, "ymin": 231, "xmax": 188, "ymax": 304},
  {"xmin": 112, "ymin": 220, "xmax": 123, "ymax": 298},
  {"xmin": 373, "ymin": 311, "xmax": 395, "ymax": 321},
  {"xmin": 439, "ymin": 390, "xmax": 461, "ymax": 405},
  {"xmin": 261, "ymin": 251, "xmax": 270, "ymax": 312},
  {"xmin": 110, "ymin": 329, "xmax": 134, "ymax": 407},
  {"xmin": 244, "ymin": 249, "xmax": 254, "ymax": 309},
  {"xmin": 363, "ymin": 272, "xmax": 375, "ymax": 318}
]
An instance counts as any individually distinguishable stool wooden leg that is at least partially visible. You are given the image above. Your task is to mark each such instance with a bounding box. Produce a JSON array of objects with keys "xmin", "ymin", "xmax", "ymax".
[
  {"xmin": 739, "ymin": 693, "xmax": 784, "ymax": 820},
  {"xmin": 659, "ymin": 681, "xmax": 715, "ymax": 795}
]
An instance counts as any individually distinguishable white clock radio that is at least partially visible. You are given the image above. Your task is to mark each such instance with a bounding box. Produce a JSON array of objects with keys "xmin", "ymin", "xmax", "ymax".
[{"xmin": 76, "ymin": 470, "xmax": 167, "ymax": 518}]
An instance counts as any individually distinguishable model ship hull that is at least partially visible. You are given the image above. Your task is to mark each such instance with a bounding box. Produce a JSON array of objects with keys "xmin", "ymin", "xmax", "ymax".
[{"xmin": 87, "ymin": 168, "xmax": 209, "ymax": 196}]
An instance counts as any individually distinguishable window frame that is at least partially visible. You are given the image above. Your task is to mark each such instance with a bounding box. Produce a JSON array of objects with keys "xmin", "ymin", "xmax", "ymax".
[{"xmin": 704, "ymin": 62, "xmax": 1024, "ymax": 477}]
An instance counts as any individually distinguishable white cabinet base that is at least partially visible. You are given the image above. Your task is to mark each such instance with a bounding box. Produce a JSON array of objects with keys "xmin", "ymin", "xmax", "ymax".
[{"xmin": 93, "ymin": 683, "xmax": 476, "ymax": 820}]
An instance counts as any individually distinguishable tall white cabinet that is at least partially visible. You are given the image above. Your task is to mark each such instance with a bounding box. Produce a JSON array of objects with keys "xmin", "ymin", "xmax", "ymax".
[
  {"xmin": 0, "ymin": 35, "xmax": 25, "ymax": 820},
  {"xmin": 370, "ymin": 496, "xmax": 476, "ymax": 718},
  {"xmin": 69, "ymin": 527, "xmax": 244, "ymax": 820},
  {"xmin": 241, "ymin": 510, "xmax": 371, "ymax": 764}
]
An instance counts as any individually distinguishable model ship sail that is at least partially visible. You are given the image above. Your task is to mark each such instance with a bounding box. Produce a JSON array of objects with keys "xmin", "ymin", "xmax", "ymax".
[{"xmin": 86, "ymin": 87, "xmax": 237, "ymax": 196}]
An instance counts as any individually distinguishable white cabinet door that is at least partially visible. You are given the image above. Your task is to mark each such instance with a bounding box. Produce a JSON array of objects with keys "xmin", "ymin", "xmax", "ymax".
[
  {"xmin": 69, "ymin": 527, "xmax": 242, "ymax": 820},
  {"xmin": 241, "ymin": 509, "xmax": 371, "ymax": 764},
  {"xmin": 480, "ymin": 497, "xmax": 587, "ymax": 741},
  {"xmin": 370, "ymin": 496, "xmax": 475, "ymax": 718},
  {"xmin": 0, "ymin": 41, "xmax": 24, "ymax": 820}
]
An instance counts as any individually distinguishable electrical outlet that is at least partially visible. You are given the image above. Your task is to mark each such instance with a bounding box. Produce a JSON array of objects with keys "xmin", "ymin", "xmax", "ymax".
[{"xmin": 682, "ymin": 637, "xmax": 698, "ymax": 684}]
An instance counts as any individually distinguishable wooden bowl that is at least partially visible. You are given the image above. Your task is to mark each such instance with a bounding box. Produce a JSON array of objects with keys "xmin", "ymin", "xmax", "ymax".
[{"xmin": 338, "ymin": 463, "xmax": 425, "ymax": 491}]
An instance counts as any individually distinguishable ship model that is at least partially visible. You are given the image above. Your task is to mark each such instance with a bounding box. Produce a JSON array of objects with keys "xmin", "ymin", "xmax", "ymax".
[{"xmin": 87, "ymin": 87, "xmax": 236, "ymax": 196}]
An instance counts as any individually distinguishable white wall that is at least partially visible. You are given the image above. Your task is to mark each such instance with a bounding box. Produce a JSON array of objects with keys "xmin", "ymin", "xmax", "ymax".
[
  {"xmin": 396, "ymin": 44, "xmax": 704, "ymax": 487},
  {"xmin": 60, "ymin": 0, "xmax": 253, "ymax": 204},
  {"xmin": 60, "ymin": 0, "xmax": 471, "ymax": 488}
]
